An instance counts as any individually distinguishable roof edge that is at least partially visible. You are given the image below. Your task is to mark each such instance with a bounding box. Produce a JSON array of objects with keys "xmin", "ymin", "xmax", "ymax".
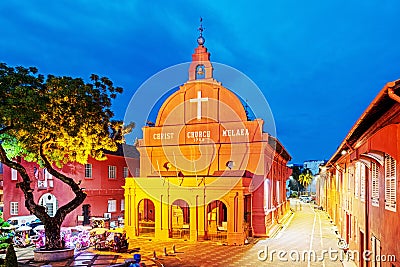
[{"xmin": 326, "ymin": 79, "xmax": 400, "ymax": 167}]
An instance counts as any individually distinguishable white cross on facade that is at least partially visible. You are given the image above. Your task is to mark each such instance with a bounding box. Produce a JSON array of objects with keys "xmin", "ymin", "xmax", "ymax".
[{"xmin": 190, "ymin": 91, "xmax": 208, "ymax": 120}]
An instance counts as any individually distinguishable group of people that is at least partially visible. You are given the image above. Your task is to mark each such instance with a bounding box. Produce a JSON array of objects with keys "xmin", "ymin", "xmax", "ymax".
[
  {"xmin": 112, "ymin": 232, "xmax": 128, "ymax": 252},
  {"xmin": 90, "ymin": 230, "xmax": 128, "ymax": 252},
  {"xmin": 13, "ymin": 231, "xmax": 32, "ymax": 247}
]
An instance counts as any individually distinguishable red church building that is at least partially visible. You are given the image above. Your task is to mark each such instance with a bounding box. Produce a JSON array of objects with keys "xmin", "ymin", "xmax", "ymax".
[{"xmin": 2, "ymin": 144, "xmax": 139, "ymax": 227}]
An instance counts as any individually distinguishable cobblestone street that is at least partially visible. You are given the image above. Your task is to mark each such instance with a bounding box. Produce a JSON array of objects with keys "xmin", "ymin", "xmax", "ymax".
[{"xmin": 13, "ymin": 199, "xmax": 355, "ymax": 267}]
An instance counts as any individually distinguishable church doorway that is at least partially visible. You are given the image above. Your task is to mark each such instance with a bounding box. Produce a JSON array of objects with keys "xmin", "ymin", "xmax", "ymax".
[
  {"xmin": 171, "ymin": 199, "xmax": 190, "ymax": 239},
  {"xmin": 207, "ymin": 200, "xmax": 227, "ymax": 241},
  {"xmin": 138, "ymin": 199, "xmax": 155, "ymax": 236}
]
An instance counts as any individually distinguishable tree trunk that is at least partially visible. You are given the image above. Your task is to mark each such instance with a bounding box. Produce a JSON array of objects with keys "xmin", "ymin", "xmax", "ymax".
[
  {"xmin": 0, "ymin": 145, "xmax": 87, "ymax": 250},
  {"xmin": 44, "ymin": 220, "xmax": 62, "ymax": 249}
]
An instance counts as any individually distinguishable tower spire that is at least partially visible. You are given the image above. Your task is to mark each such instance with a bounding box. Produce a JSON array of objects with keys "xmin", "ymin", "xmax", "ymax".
[
  {"xmin": 197, "ymin": 17, "xmax": 205, "ymax": 46},
  {"xmin": 188, "ymin": 17, "xmax": 218, "ymax": 83}
]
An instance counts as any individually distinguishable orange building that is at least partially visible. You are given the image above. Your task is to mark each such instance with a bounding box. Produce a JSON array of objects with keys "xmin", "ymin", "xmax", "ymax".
[
  {"xmin": 319, "ymin": 80, "xmax": 400, "ymax": 266},
  {"xmin": 124, "ymin": 33, "xmax": 292, "ymax": 245}
]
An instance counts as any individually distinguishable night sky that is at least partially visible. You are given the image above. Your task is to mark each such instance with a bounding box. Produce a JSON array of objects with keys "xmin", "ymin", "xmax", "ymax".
[{"xmin": 1, "ymin": 1, "xmax": 400, "ymax": 163}]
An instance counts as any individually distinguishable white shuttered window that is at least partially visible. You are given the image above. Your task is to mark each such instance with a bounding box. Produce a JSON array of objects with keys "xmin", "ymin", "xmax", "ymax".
[
  {"xmin": 355, "ymin": 162, "xmax": 360, "ymax": 199},
  {"xmin": 10, "ymin": 202, "xmax": 18, "ymax": 215},
  {"xmin": 360, "ymin": 163, "xmax": 366, "ymax": 202},
  {"xmin": 108, "ymin": 199, "xmax": 117, "ymax": 212},
  {"xmin": 11, "ymin": 168, "xmax": 17, "ymax": 181},
  {"xmin": 108, "ymin": 166, "xmax": 116, "ymax": 179},
  {"xmin": 384, "ymin": 154, "xmax": 396, "ymax": 212},
  {"xmin": 371, "ymin": 162, "xmax": 379, "ymax": 207}
]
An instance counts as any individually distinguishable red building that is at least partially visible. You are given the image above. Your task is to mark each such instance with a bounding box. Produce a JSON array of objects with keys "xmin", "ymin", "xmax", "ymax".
[
  {"xmin": 319, "ymin": 80, "xmax": 400, "ymax": 266},
  {"xmin": 0, "ymin": 163, "xmax": 3, "ymax": 213},
  {"xmin": 3, "ymin": 144, "xmax": 139, "ymax": 227}
]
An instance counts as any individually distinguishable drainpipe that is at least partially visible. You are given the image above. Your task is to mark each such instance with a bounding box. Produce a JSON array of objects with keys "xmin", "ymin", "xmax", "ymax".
[{"xmin": 365, "ymin": 165, "xmax": 370, "ymax": 259}]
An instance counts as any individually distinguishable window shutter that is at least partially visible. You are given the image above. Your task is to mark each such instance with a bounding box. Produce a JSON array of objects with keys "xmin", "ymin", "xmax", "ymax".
[
  {"xmin": 108, "ymin": 199, "xmax": 117, "ymax": 212},
  {"xmin": 384, "ymin": 154, "xmax": 396, "ymax": 211},
  {"xmin": 85, "ymin": 164, "xmax": 92, "ymax": 178},
  {"xmin": 371, "ymin": 162, "xmax": 379, "ymax": 207},
  {"xmin": 108, "ymin": 166, "xmax": 116, "ymax": 179},
  {"xmin": 355, "ymin": 162, "xmax": 360, "ymax": 199},
  {"xmin": 11, "ymin": 168, "xmax": 17, "ymax": 181},
  {"xmin": 360, "ymin": 163, "xmax": 366, "ymax": 202}
]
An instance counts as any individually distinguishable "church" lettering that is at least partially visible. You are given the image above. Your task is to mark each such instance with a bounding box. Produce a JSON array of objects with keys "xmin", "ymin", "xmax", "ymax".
[{"xmin": 187, "ymin": 130, "xmax": 211, "ymax": 142}]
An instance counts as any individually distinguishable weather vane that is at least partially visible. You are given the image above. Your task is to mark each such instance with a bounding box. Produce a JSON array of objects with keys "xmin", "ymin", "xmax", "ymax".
[
  {"xmin": 198, "ymin": 17, "xmax": 204, "ymax": 37},
  {"xmin": 197, "ymin": 17, "xmax": 205, "ymax": 45}
]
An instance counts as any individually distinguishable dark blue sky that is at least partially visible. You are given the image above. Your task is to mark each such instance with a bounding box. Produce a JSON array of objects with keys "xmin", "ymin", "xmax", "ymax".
[{"xmin": 1, "ymin": 1, "xmax": 400, "ymax": 163}]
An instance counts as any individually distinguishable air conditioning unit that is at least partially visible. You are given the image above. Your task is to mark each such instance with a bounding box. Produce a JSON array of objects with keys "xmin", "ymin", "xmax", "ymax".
[{"xmin": 103, "ymin": 213, "xmax": 111, "ymax": 219}]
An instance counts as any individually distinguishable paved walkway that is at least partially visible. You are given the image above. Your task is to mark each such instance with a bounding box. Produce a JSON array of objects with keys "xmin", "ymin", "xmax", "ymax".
[{"xmin": 13, "ymin": 199, "xmax": 355, "ymax": 266}]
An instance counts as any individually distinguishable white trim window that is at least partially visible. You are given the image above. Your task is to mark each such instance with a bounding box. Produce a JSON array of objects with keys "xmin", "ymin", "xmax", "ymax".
[
  {"xmin": 121, "ymin": 199, "xmax": 125, "ymax": 211},
  {"xmin": 108, "ymin": 166, "xmax": 116, "ymax": 179},
  {"xmin": 10, "ymin": 202, "xmax": 18, "ymax": 215},
  {"xmin": 108, "ymin": 199, "xmax": 117, "ymax": 212},
  {"xmin": 123, "ymin": 167, "xmax": 129, "ymax": 178},
  {"xmin": 44, "ymin": 168, "xmax": 52, "ymax": 180},
  {"xmin": 11, "ymin": 168, "xmax": 18, "ymax": 181},
  {"xmin": 135, "ymin": 167, "xmax": 140, "ymax": 177},
  {"xmin": 85, "ymin": 164, "xmax": 92, "ymax": 178},
  {"xmin": 348, "ymin": 166, "xmax": 354, "ymax": 193},
  {"xmin": 384, "ymin": 154, "xmax": 396, "ymax": 212},
  {"xmin": 264, "ymin": 179, "xmax": 271, "ymax": 211},
  {"xmin": 355, "ymin": 162, "xmax": 360, "ymax": 199},
  {"xmin": 371, "ymin": 162, "xmax": 379, "ymax": 207},
  {"xmin": 276, "ymin": 181, "xmax": 281, "ymax": 204}
]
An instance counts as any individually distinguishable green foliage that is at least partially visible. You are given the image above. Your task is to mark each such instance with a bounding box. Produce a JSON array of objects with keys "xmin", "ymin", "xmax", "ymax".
[
  {"xmin": 4, "ymin": 243, "xmax": 18, "ymax": 267},
  {"xmin": 299, "ymin": 169, "xmax": 313, "ymax": 187},
  {"xmin": 288, "ymin": 166, "xmax": 304, "ymax": 191},
  {"xmin": 0, "ymin": 63, "xmax": 128, "ymax": 166},
  {"xmin": 0, "ymin": 236, "xmax": 9, "ymax": 243},
  {"xmin": 1, "ymin": 222, "xmax": 10, "ymax": 228},
  {"xmin": 0, "ymin": 62, "xmax": 133, "ymax": 249},
  {"xmin": 0, "ymin": 215, "xmax": 12, "ymax": 251},
  {"xmin": 290, "ymin": 191, "xmax": 298, "ymax": 198},
  {"xmin": 0, "ymin": 217, "xmax": 11, "ymax": 228}
]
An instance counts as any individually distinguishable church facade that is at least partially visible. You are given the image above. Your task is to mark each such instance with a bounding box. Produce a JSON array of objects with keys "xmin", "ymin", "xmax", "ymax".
[{"xmin": 124, "ymin": 33, "xmax": 292, "ymax": 245}]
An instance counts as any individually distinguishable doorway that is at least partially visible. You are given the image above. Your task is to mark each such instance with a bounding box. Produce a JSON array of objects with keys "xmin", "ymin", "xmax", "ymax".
[{"xmin": 138, "ymin": 199, "xmax": 155, "ymax": 236}]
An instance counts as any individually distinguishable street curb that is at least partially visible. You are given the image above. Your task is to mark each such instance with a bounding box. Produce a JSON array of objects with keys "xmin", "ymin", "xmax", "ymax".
[{"xmin": 267, "ymin": 210, "xmax": 294, "ymax": 239}]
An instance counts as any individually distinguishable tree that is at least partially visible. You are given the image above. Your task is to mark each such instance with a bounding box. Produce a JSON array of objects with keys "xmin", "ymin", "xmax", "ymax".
[
  {"xmin": 288, "ymin": 165, "xmax": 304, "ymax": 192},
  {"xmin": 0, "ymin": 214, "xmax": 12, "ymax": 251},
  {"xmin": 0, "ymin": 63, "xmax": 132, "ymax": 249},
  {"xmin": 4, "ymin": 243, "xmax": 18, "ymax": 267},
  {"xmin": 299, "ymin": 168, "xmax": 313, "ymax": 194}
]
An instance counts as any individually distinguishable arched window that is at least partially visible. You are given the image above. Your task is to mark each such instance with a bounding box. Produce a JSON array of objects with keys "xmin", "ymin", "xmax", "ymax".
[{"xmin": 39, "ymin": 193, "xmax": 58, "ymax": 217}]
